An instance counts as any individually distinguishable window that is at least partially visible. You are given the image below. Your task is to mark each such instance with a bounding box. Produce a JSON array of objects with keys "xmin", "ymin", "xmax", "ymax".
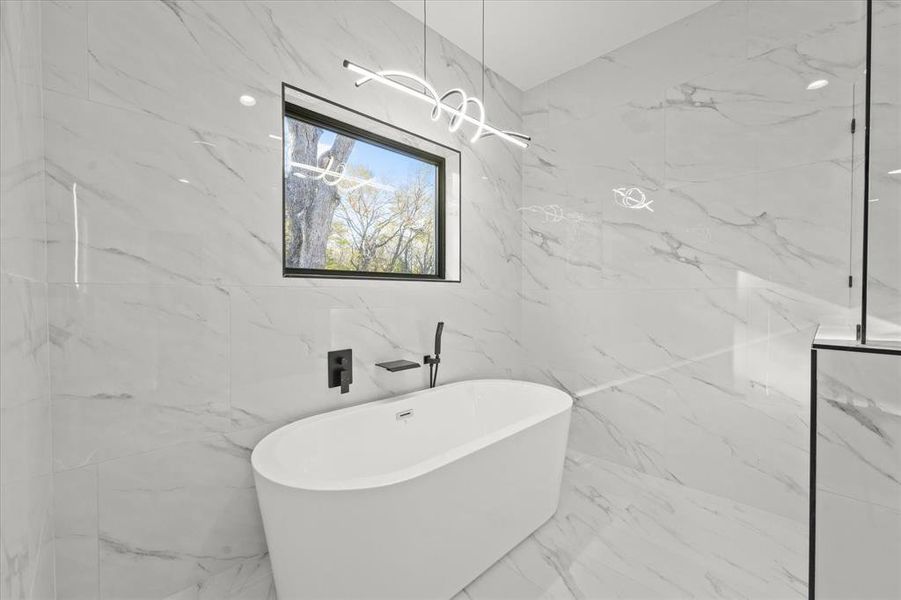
[{"xmin": 282, "ymin": 86, "xmax": 460, "ymax": 282}]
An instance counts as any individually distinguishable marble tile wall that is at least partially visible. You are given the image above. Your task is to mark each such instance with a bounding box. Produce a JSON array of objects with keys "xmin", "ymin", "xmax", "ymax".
[
  {"xmin": 520, "ymin": 0, "xmax": 868, "ymax": 529},
  {"xmin": 0, "ymin": 1, "xmax": 55, "ymax": 598},
  {"xmin": 40, "ymin": 1, "xmax": 524, "ymax": 598},
  {"xmin": 815, "ymin": 347, "xmax": 901, "ymax": 599}
]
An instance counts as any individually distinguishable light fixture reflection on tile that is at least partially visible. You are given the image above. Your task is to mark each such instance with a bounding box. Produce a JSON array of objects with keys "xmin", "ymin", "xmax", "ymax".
[
  {"xmin": 72, "ymin": 182, "xmax": 79, "ymax": 287},
  {"xmin": 178, "ymin": 178, "xmax": 190, "ymax": 184},
  {"xmin": 806, "ymin": 79, "xmax": 829, "ymax": 90},
  {"xmin": 239, "ymin": 94, "xmax": 257, "ymax": 107},
  {"xmin": 519, "ymin": 204, "xmax": 587, "ymax": 223},
  {"xmin": 869, "ymin": 198, "xmax": 880, "ymax": 203},
  {"xmin": 269, "ymin": 134, "xmax": 282, "ymax": 141},
  {"xmin": 613, "ymin": 187, "xmax": 654, "ymax": 212},
  {"xmin": 888, "ymin": 168, "xmax": 901, "ymax": 175},
  {"xmin": 192, "ymin": 140, "xmax": 216, "ymax": 147}
]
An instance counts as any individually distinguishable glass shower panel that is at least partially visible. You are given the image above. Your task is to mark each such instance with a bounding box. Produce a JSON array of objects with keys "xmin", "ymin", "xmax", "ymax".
[{"xmin": 866, "ymin": 0, "xmax": 901, "ymax": 341}]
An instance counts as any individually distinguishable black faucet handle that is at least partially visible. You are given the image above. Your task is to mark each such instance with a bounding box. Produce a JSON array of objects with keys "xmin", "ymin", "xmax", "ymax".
[{"xmin": 327, "ymin": 349, "xmax": 353, "ymax": 393}]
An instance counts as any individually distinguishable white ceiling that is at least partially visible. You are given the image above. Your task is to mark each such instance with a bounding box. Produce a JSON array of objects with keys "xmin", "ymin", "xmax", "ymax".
[{"xmin": 391, "ymin": 0, "xmax": 717, "ymax": 91}]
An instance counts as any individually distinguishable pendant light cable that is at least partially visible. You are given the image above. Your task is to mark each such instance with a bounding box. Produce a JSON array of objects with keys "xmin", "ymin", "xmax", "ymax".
[
  {"xmin": 423, "ymin": 0, "xmax": 427, "ymax": 91},
  {"xmin": 342, "ymin": 0, "xmax": 531, "ymax": 148},
  {"xmin": 482, "ymin": 0, "xmax": 486, "ymax": 101}
]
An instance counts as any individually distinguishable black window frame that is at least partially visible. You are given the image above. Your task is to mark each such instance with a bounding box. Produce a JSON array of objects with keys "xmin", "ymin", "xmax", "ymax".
[{"xmin": 282, "ymin": 101, "xmax": 447, "ymax": 281}]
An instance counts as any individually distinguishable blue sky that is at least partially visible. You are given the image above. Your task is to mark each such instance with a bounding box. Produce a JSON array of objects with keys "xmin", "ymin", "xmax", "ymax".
[{"xmin": 318, "ymin": 129, "xmax": 434, "ymax": 191}]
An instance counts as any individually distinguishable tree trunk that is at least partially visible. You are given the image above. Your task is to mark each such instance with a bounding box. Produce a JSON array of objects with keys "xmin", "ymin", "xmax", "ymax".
[{"xmin": 284, "ymin": 120, "xmax": 355, "ymax": 269}]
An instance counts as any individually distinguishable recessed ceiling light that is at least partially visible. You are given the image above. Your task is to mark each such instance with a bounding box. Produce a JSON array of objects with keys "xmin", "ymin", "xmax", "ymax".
[
  {"xmin": 268, "ymin": 134, "xmax": 282, "ymax": 141},
  {"xmin": 239, "ymin": 94, "xmax": 257, "ymax": 107},
  {"xmin": 889, "ymin": 168, "xmax": 901, "ymax": 175},
  {"xmin": 178, "ymin": 178, "xmax": 190, "ymax": 184},
  {"xmin": 806, "ymin": 79, "xmax": 829, "ymax": 90}
]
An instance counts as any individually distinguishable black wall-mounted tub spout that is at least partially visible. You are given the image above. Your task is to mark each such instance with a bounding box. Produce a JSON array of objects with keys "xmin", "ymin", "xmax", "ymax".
[
  {"xmin": 376, "ymin": 359, "xmax": 420, "ymax": 372},
  {"xmin": 423, "ymin": 321, "xmax": 444, "ymax": 388}
]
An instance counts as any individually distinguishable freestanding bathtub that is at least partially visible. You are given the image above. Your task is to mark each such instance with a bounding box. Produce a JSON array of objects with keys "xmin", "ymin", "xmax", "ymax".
[{"xmin": 252, "ymin": 379, "xmax": 572, "ymax": 600}]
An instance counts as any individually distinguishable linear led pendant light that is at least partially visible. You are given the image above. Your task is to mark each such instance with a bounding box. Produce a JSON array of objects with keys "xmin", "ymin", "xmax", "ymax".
[{"xmin": 343, "ymin": 0, "xmax": 530, "ymax": 149}]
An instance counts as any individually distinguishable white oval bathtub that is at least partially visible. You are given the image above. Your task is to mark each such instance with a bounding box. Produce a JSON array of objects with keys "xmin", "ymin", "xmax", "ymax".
[{"xmin": 252, "ymin": 379, "xmax": 572, "ymax": 600}]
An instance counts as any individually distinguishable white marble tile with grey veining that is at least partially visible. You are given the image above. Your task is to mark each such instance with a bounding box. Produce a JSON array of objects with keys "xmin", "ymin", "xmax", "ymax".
[
  {"xmin": 524, "ymin": 112, "xmax": 855, "ymax": 297},
  {"xmin": 521, "ymin": 286, "xmax": 757, "ymax": 395},
  {"xmin": 0, "ymin": 0, "xmax": 45, "ymax": 282},
  {"xmin": 0, "ymin": 275, "xmax": 51, "ymax": 486},
  {"xmin": 664, "ymin": 58, "xmax": 858, "ymax": 187},
  {"xmin": 457, "ymin": 452, "xmax": 807, "ymax": 600},
  {"xmin": 0, "ymin": 474, "xmax": 55, "ymax": 600},
  {"xmin": 49, "ymin": 283, "xmax": 230, "ymax": 470},
  {"xmin": 816, "ymin": 349, "xmax": 901, "ymax": 511},
  {"xmin": 747, "ymin": 0, "xmax": 866, "ymax": 59},
  {"xmin": 97, "ymin": 426, "xmax": 274, "ymax": 600},
  {"xmin": 816, "ymin": 489, "xmax": 901, "ymax": 599},
  {"xmin": 538, "ymin": 1, "xmax": 748, "ymax": 127},
  {"xmin": 0, "ymin": 3, "xmax": 54, "ymax": 598},
  {"xmin": 53, "ymin": 465, "xmax": 99, "ymax": 600},
  {"xmin": 658, "ymin": 161, "xmax": 854, "ymax": 300},
  {"xmin": 40, "ymin": 0, "xmax": 89, "ymax": 99},
  {"xmin": 566, "ymin": 328, "xmax": 814, "ymax": 523},
  {"xmin": 163, "ymin": 556, "xmax": 276, "ymax": 600},
  {"xmin": 43, "ymin": 86, "xmax": 281, "ymax": 287}
]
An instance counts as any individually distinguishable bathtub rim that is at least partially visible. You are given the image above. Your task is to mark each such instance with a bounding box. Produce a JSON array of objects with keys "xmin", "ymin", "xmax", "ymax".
[{"xmin": 251, "ymin": 378, "xmax": 572, "ymax": 492}]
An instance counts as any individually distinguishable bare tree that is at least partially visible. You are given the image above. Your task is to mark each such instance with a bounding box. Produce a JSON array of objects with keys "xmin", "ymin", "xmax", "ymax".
[
  {"xmin": 335, "ymin": 167, "xmax": 403, "ymax": 271},
  {"xmin": 284, "ymin": 120, "xmax": 355, "ymax": 268},
  {"xmin": 333, "ymin": 166, "xmax": 436, "ymax": 274}
]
